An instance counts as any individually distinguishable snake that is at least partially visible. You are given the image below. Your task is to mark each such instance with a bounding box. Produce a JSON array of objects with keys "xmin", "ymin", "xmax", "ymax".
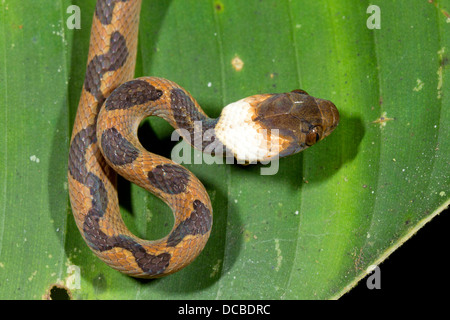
[{"xmin": 68, "ymin": 0, "xmax": 340, "ymax": 279}]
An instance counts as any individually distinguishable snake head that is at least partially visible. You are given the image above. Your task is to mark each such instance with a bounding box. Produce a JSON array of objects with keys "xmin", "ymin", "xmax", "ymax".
[
  {"xmin": 252, "ymin": 89, "xmax": 340, "ymax": 156},
  {"xmin": 215, "ymin": 89, "xmax": 339, "ymax": 162}
]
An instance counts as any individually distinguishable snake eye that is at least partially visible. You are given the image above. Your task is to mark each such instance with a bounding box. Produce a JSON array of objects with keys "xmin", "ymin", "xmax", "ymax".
[{"xmin": 305, "ymin": 126, "xmax": 322, "ymax": 146}]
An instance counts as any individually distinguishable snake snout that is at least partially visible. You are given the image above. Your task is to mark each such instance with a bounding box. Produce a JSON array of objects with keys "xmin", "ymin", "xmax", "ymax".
[{"xmin": 317, "ymin": 98, "xmax": 340, "ymax": 138}]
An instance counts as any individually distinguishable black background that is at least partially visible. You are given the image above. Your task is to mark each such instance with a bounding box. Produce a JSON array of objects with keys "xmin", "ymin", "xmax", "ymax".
[{"xmin": 341, "ymin": 206, "xmax": 448, "ymax": 300}]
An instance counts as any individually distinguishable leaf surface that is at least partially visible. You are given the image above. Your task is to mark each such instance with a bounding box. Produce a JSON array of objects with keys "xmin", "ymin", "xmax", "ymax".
[{"xmin": 0, "ymin": 0, "xmax": 448, "ymax": 299}]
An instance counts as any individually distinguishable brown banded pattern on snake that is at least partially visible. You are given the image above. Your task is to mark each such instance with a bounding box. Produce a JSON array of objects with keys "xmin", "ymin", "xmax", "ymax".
[{"xmin": 68, "ymin": 0, "xmax": 339, "ymax": 278}]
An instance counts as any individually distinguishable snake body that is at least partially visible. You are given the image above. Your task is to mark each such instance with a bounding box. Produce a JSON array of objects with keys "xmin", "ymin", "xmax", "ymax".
[{"xmin": 68, "ymin": 0, "xmax": 339, "ymax": 278}]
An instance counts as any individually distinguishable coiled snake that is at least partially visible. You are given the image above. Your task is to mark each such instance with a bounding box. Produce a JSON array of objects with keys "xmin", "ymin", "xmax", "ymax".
[{"xmin": 68, "ymin": 0, "xmax": 339, "ymax": 278}]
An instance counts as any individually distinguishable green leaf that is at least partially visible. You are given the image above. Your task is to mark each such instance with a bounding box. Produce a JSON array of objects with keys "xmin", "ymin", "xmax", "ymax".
[{"xmin": 0, "ymin": 0, "xmax": 448, "ymax": 299}]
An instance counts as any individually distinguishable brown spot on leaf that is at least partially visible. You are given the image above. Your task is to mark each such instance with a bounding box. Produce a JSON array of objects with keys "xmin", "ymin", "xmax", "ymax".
[{"xmin": 232, "ymin": 56, "xmax": 244, "ymax": 71}]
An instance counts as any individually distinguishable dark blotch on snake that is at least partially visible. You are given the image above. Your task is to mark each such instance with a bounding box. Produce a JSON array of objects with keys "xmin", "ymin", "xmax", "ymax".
[
  {"xmin": 101, "ymin": 127, "xmax": 140, "ymax": 166},
  {"xmin": 83, "ymin": 209, "xmax": 110, "ymax": 251},
  {"xmin": 167, "ymin": 200, "xmax": 212, "ymax": 247},
  {"xmin": 86, "ymin": 172, "xmax": 108, "ymax": 214},
  {"xmin": 170, "ymin": 88, "xmax": 207, "ymax": 130},
  {"xmin": 105, "ymin": 79, "xmax": 163, "ymax": 110},
  {"xmin": 147, "ymin": 164, "xmax": 190, "ymax": 195},
  {"xmin": 169, "ymin": 88, "xmax": 219, "ymax": 150},
  {"xmin": 95, "ymin": 0, "xmax": 129, "ymax": 25},
  {"xmin": 109, "ymin": 235, "xmax": 171, "ymax": 275},
  {"xmin": 84, "ymin": 31, "xmax": 129, "ymax": 105},
  {"xmin": 83, "ymin": 173, "xmax": 110, "ymax": 251},
  {"xmin": 84, "ymin": 219, "xmax": 171, "ymax": 275},
  {"xmin": 68, "ymin": 125, "xmax": 97, "ymax": 183}
]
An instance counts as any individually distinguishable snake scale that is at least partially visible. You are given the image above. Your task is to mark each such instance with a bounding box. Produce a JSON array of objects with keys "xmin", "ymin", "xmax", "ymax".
[{"xmin": 68, "ymin": 0, "xmax": 340, "ymax": 278}]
